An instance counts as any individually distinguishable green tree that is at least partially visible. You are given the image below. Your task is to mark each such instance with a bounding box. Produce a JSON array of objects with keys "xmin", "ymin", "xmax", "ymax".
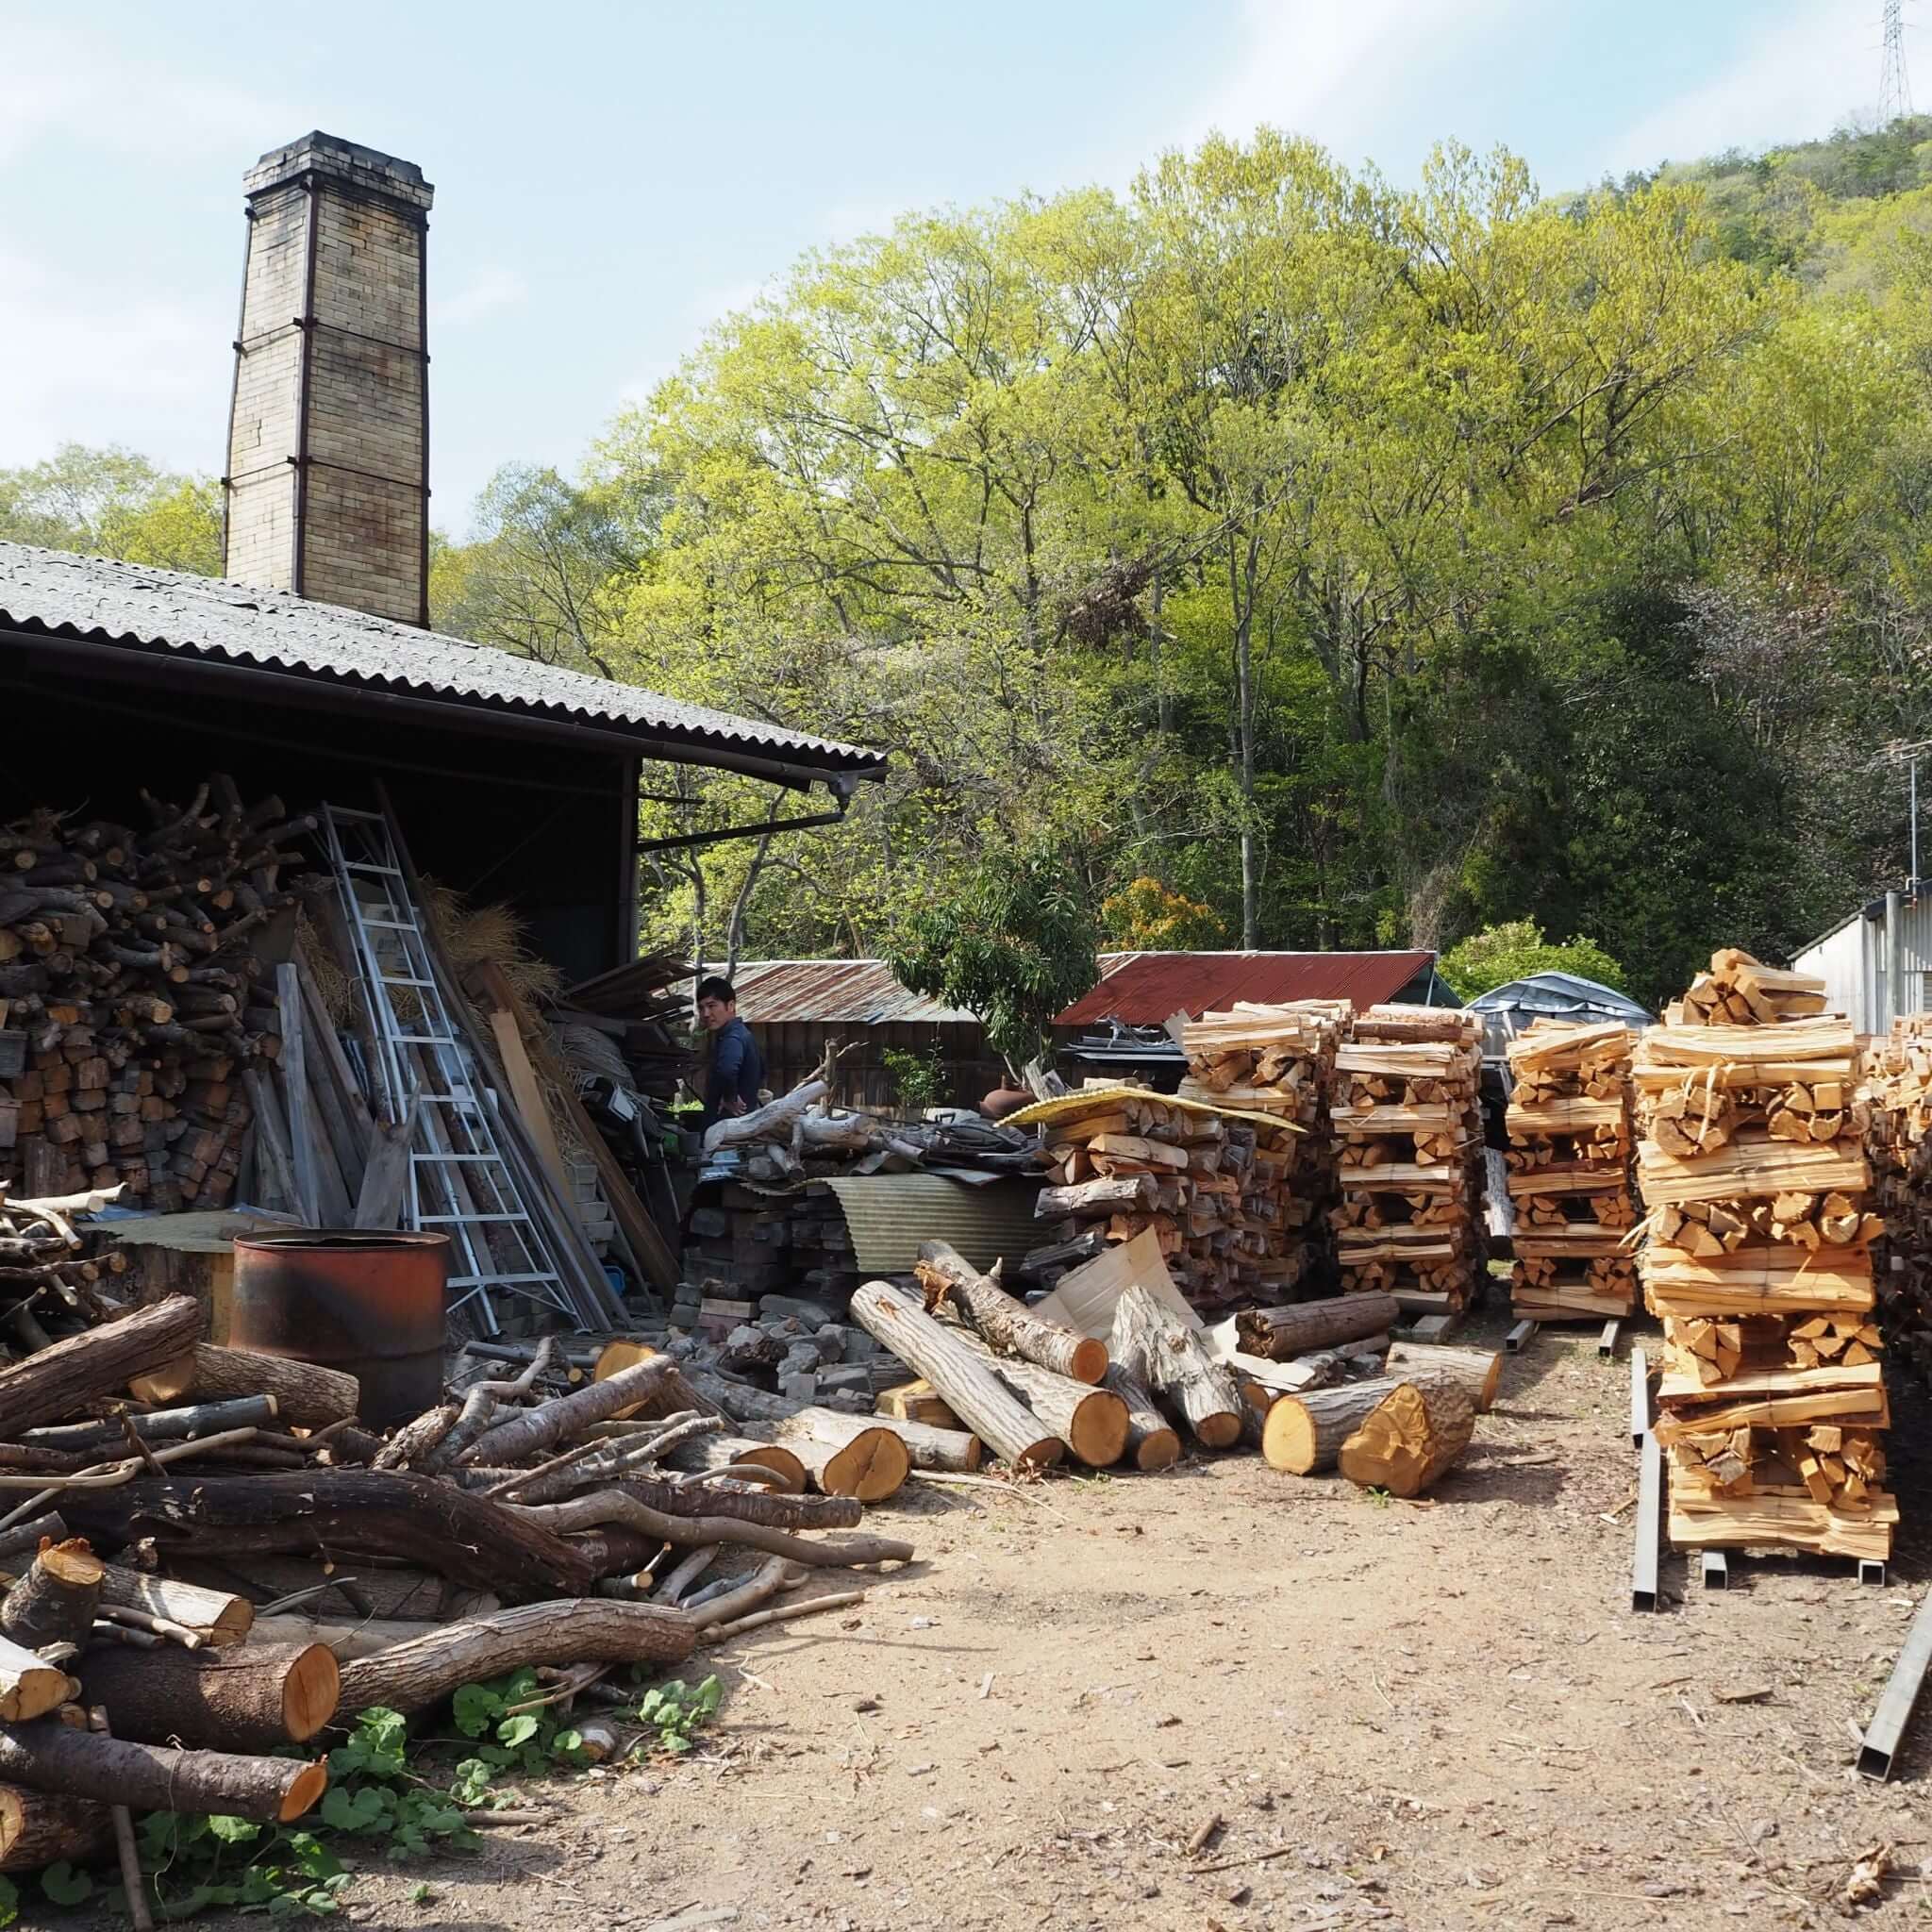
[
  {"xmin": 1439, "ymin": 920, "xmax": 1630, "ymax": 1002},
  {"xmin": 0, "ymin": 443, "xmax": 222, "ymax": 574},
  {"xmin": 889, "ymin": 845, "xmax": 1098, "ymax": 1074}
]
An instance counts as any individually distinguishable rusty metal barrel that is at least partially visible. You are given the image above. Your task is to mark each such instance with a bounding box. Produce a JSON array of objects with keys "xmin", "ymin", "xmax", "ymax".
[{"xmin": 230, "ymin": 1230, "xmax": 448, "ymax": 1427}]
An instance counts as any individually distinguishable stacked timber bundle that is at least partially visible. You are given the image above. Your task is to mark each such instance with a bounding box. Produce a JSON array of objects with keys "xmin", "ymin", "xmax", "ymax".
[
  {"xmin": 1177, "ymin": 1001, "xmax": 1344, "ymax": 1291},
  {"xmin": 1011, "ymin": 1085, "xmax": 1306, "ymax": 1313},
  {"xmin": 1636, "ymin": 950, "xmax": 1895, "ymax": 1563},
  {"xmin": 0, "ymin": 778, "xmax": 310, "ymax": 1214},
  {"xmin": 0, "ymin": 1289, "xmax": 911, "ymax": 1907},
  {"xmin": 1502, "ymin": 1020, "xmax": 1639, "ymax": 1319},
  {"xmin": 1328, "ymin": 1007, "xmax": 1486, "ymax": 1314},
  {"xmin": 1863, "ymin": 1015, "xmax": 1932, "ymax": 1387}
]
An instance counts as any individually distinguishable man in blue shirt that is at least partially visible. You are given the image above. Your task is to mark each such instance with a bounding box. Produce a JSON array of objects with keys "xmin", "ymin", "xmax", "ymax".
[{"xmin": 696, "ymin": 975, "xmax": 763, "ymax": 1126}]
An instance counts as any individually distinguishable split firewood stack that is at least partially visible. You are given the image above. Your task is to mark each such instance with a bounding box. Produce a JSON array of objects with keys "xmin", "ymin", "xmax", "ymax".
[
  {"xmin": 1502, "ymin": 1020, "xmax": 1639, "ymax": 1320},
  {"xmin": 1863, "ymin": 1014, "xmax": 1932, "ymax": 1387},
  {"xmin": 0, "ymin": 779, "xmax": 310, "ymax": 1216},
  {"xmin": 1176, "ymin": 1001, "xmax": 1345, "ymax": 1292},
  {"xmin": 1636, "ymin": 948, "xmax": 1896, "ymax": 1563},
  {"xmin": 1328, "ymin": 1007, "xmax": 1487, "ymax": 1315},
  {"xmin": 0, "ymin": 1286, "xmax": 913, "ymax": 1900},
  {"xmin": 1012, "ymin": 1085, "xmax": 1306, "ymax": 1314}
]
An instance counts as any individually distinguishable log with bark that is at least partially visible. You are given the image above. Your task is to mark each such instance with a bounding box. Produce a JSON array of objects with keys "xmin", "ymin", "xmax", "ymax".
[
  {"xmin": 1337, "ymin": 1378, "xmax": 1477, "ymax": 1497},
  {"xmin": 0, "ymin": 1539, "xmax": 104, "ymax": 1650},
  {"xmin": 0, "ymin": 1638, "xmax": 70, "ymax": 1724},
  {"xmin": 1260, "ymin": 1377, "xmax": 1402, "ymax": 1474},
  {"xmin": 1108, "ymin": 1285, "xmax": 1243, "ymax": 1449},
  {"xmin": 58, "ymin": 1473, "xmax": 601, "ymax": 1599},
  {"xmin": 852, "ymin": 1413, "xmax": 981, "ymax": 1473},
  {"xmin": 849, "ymin": 1280, "xmax": 1062, "ymax": 1471},
  {"xmin": 0, "ymin": 1295, "xmax": 201, "ymax": 1437},
  {"xmin": 701, "ymin": 1078, "xmax": 828, "ymax": 1154},
  {"xmin": 659, "ymin": 1434, "xmax": 808, "ymax": 1495},
  {"xmin": 942, "ymin": 1328, "xmax": 1127, "ymax": 1467},
  {"xmin": 130, "ymin": 1345, "xmax": 360, "ymax": 1429},
  {"xmin": 914, "ymin": 1240, "xmax": 1107, "ymax": 1384},
  {"xmin": 0, "ymin": 1782, "xmax": 112, "ymax": 1873},
  {"xmin": 517, "ymin": 1491, "xmax": 915, "ymax": 1572},
  {"xmin": 20, "ymin": 1395, "xmax": 279, "ymax": 1457},
  {"xmin": 333, "ymin": 1598, "xmax": 697, "ymax": 1717},
  {"xmin": 78, "ymin": 1641, "xmax": 340, "ymax": 1751},
  {"xmin": 1234, "ymin": 1293, "xmax": 1400, "ymax": 1361},
  {"xmin": 94, "ymin": 1567, "xmax": 252, "ymax": 1647},
  {"xmin": 0, "ymin": 1517, "xmax": 68, "ymax": 1565},
  {"xmin": 458, "ymin": 1357, "xmax": 676, "ymax": 1467},
  {"xmin": 730, "ymin": 1408, "xmax": 909, "ymax": 1500},
  {"xmin": 1383, "ymin": 1341, "xmax": 1503, "ymax": 1412},
  {"xmin": 0, "ymin": 1720, "xmax": 325, "ymax": 1824},
  {"xmin": 1101, "ymin": 1364, "xmax": 1181, "ymax": 1472}
]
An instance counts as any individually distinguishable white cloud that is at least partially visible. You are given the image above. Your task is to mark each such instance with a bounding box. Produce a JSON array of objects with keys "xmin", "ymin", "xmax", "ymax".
[
  {"xmin": 1604, "ymin": 0, "xmax": 1866, "ymax": 175},
  {"xmin": 0, "ymin": 24, "xmax": 287, "ymax": 167},
  {"xmin": 0, "ymin": 244, "xmax": 228, "ymax": 473},
  {"xmin": 432, "ymin": 265, "xmax": 529, "ymax": 328},
  {"xmin": 1173, "ymin": 0, "xmax": 1531, "ymax": 163}
]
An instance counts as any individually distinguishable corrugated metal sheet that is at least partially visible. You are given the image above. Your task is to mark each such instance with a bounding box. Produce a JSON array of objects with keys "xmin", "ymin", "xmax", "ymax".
[
  {"xmin": 823, "ymin": 1175, "xmax": 1044, "ymax": 1275},
  {"xmin": 1467, "ymin": 971, "xmax": 1655, "ymax": 1061},
  {"xmin": 1056, "ymin": 951, "xmax": 1437, "ymax": 1026},
  {"xmin": 723, "ymin": 959, "xmax": 979, "ymax": 1025},
  {"xmin": 0, "ymin": 541, "xmax": 884, "ymax": 777}
]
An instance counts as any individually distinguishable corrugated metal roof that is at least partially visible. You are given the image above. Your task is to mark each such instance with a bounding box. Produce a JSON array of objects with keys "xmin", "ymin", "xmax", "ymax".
[
  {"xmin": 822, "ymin": 1175, "xmax": 1044, "ymax": 1274},
  {"xmin": 722, "ymin": 958, "xmax": 979, "ymax": 1025},
  {"xmin": 0, "ymin": 541, "xmax": 885, "ymax": 779},
  {"xmin": 1055, "ymin": 951, "xmax": 1438, "ymax": 1026}
]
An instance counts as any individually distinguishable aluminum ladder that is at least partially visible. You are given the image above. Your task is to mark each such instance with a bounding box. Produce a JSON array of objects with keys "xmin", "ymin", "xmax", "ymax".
[{"xmin": 319, "ymin": 803, "xmax": 578, "ymax": 1334}]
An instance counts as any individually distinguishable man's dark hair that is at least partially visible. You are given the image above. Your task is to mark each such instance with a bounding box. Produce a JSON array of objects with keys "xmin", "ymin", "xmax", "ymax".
[{"xmin": 695, "ymin": 975, "xmax": 737, "ymax": 1005}]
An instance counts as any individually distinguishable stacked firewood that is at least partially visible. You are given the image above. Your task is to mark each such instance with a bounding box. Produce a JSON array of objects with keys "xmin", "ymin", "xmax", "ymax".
[
  {"xmin": 0, "ymin": 1261, "xmax": 911, "ymax": 1899},
  {"xmin": 1863, "ymin": 1015, "xmax": 1932, "ymax": 1387},
  {"xmin": 1502, "ymin": 1021, "xmax": 1639, "ymax": 1319},
  {"xmin": 1020, "ymin": 1085, "xmax": 1306, "ymax": 1313},
  {"xmin": 1177, "ymin": 1001, "xmax": 1345, "ymax": 1291},
  {"xmin": 0, "ymin": 780, "xmax": 309, "ymax": 1214},
  {"xmin": 1328, "ymin": 1007, "xmax": 1487, "ymax": 1313},
  {"xmin": 1637, "ymin": 948, "xmax": 1895, "ymax": 1563}
]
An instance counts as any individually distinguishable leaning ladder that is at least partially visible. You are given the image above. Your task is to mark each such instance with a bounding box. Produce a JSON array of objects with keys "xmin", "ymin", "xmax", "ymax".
[{"xmin": 319, "ymin": 804, "xmax": 578, "ymax": 1334}]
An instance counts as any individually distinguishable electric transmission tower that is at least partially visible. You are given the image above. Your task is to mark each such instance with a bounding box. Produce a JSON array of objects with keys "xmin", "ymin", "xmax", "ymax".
[{"xmin": 1882, "ymin": 0, "xmax": 1914, "ymax": 125}]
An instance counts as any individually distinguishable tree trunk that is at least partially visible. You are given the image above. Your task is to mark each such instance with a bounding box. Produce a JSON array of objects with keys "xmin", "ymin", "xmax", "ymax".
[
  {"xmin": 0, "ymin": 1783, "xmax": 113, "ymax": 1874},
  {"xmin": 22, "ymin": 1396, "xmax": 279, "ymax": 1457},
  {"xmin": 59, "ymin": 1473, "xmax": 600, "ymax": 1599},
  {"xmin": 1338, "ymin": 1377, "xmax": 1476, "ymax": 1497},
  {"xmin": 79, "ymin": 1641, "xmax": 339, "ymax": 1751},
  {"xmin": 0, "ymin": 1722, "xmax": 325, "ymax": 1824},
  {"xmin": 516, "ymin": 1491, "xmax": 915, "ymax": 1572},
  {"xmin": 1108, "ymin": 1285, "xmax": 1242, "ymax": 1449},
  {"xmin": 741, "ymin": 1410, "xmax": 908, "ymax": 1501},
  {"xmin": 0, "ymin": 1541, "xmax": 104, "ymax": 1651},
  {"xmin": 1103, "ymin": 1365, "xmax": 1180, "ymax": 1472},
  {"xmin": 684, "ymin": 1369, "xmax": 817, "ymax": 1427},
  {"xmin": 1261, "ymin": 1377, "xmax": 1403, "ymax": 1474},
  {"xmin": 1384, "ymin": 1342, "xmax": 1502, "ymax": 1413},
  {"xmin": 659, "ymin": 1434, "xmax": 807, "ymax": 1495},
  {"xmin": 458, "ymin": 1357, "xmax": 676, "ymax": 1467},
  {"xmin": 855, "ymin": 1414, "xmax": 981, "ymax": 1473},
  {"xmin": 95, "ymin": 1567, "xmax": 253, "ymax": 1648},
  {"xmin": 0, "ymin": 1518, "xmax": 68, "ymax": 1566},
  {"xmin": 914, "ymin": 1241, "xmax": 1108, "ymax": 1384},
  {"xmin": 249, "ymin": 1614, "xmax": 442, "ymax": 1662},
  {"xmin": 334, "ymin": 1599, "xmax": 696, "ymax": 1718},
  {"xmin": 1235, "ymin": 1294, "xmax": 1399, "ymax": 1360},
  {"xmin": 0, "ymin": 1295, "xmax": 201, "ymax": 1437},
  {"xmin": 701, "ymin": 1078, "xmax": 828, "ymax": 1154},
  {"xmin": 593, "ymin": 1474, "xmax": 859, "ymax": 1533},
  {"xmin": 371, "ymin": 1403, "xmax": 459, "ymax": 1472},
  {"xmin": 849, "ymin": 1280, "xmax": 1062, "ymax": 1470},
  {"xmin": 943, "ymin": 1328, "xmax": 1126, "ymax": 1467},
  {"xmin": 0, "ymin": 1640, "xmax": 69, "ymax": 1724},
  {"xmin": 129, "ymin": 1344, "xmax": 359, "ymax": 1429}
]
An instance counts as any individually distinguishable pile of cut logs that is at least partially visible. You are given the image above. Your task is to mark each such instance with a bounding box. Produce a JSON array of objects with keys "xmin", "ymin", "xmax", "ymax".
[
  {"xmin": 1863, "ymin": 1014, "xmax": 1932, "ymax": 1388},
  {"xmin": 0, "ymin": 1238, "xmax": 914, "ymax": 1903},
  {"xmin": 1328, "ymin": 1007, "xmax": 1487, "ymax": 1314},
  {"xmin": 0, "ymin": 780, "xmax": 309, "ymax": 1213},
  {"xmin": 1018, "ymin": 1086, "xmax": 1307, "ymax": 1313},
  {"xmin": 1636, "ymin": 949, "xmax": 1895, "ymax": 1562},
  {"xmin": 1502, "ymin": 1020, "xmax": 1639, "ymax": 1319},
  {"xmin": 1177, "ymin": 1001, "xmax": 1344, "ymax": 1292}
]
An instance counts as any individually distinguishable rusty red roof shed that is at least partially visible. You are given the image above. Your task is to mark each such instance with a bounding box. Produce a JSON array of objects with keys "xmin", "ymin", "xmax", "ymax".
[{"xmin": 1055, "ymin": 950, "xmax": 1442, "ymax": 1026}]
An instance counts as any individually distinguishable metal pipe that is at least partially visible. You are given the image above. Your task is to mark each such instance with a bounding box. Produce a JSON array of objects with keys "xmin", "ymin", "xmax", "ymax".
[{"xmin": 1887, "ymin": 889, "xmax": 1906, "ymax": 1028}]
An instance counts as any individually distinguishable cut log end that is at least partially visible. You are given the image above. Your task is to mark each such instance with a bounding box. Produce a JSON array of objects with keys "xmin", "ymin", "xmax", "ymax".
[
  {"xmin": 819, "ymin": 1426, "xmax": 912, "ymax": 1502},
  {"xmin": 1066, "ymin": 1336, "xmax": 1110, "ymax": 1386},
  {"xmin": 1130, "ymin": 1426, "xmax": 1182, "ymax": 1473},
  {"xmin": 1192, "ymin": 1412, "xmax": 1243, "ymax": 1451},
  {"xmin": 282, "ymin": 1644, "xmax": 341, "ymax": 1743},
  {"xmin": 279, "ymin": 1760, "xmax": 328, "ymax": 1822},
  {"xmin": 1337, "ymin": 1379, "xmax": 1475, "ymax": 1498}
]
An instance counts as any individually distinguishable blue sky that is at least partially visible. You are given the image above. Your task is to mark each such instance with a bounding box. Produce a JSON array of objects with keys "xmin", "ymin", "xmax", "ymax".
[{"xmin": 0, "ymin": 0, "xmax": 1894, "ymax": 537}]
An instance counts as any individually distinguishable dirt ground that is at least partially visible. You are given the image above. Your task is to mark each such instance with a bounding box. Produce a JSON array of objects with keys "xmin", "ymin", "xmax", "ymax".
[{"xmin": 160, "ymin": 1314, "xmax": 1932, "ymax": 1931}]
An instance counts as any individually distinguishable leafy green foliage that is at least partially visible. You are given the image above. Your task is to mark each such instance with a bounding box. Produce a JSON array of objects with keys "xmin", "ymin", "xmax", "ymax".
[
  {"xmin": 1437, "ymin": 921, "xmax": 1630, "ymax": 1001},
  {"xmin": 0, "ymin": 1875, "xmax": 15, "ymax": 1926},
  {"xmin": 881, "ymin": 1043, "xmax": 947, "ymax": 1111},
  {"xmin": 0, "ymin": 443, "xmax": 222, "ymax": 574},
  {"xmin": 40, "ymin": 1862, "xmax": 91, "ymax": 1907},
  {"xmin": 890, "ymin": 844, "xmax": 1098, "ymax": 1073},
  {"xmin": 1101, "ymin": 876, "xmax": 1226, "ymax": 951}
]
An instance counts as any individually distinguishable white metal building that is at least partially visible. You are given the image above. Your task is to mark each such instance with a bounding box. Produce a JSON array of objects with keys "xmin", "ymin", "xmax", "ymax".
[{"xmin": 1791, "ymin": 890, "xmax": 1932, "ymax": 1032}]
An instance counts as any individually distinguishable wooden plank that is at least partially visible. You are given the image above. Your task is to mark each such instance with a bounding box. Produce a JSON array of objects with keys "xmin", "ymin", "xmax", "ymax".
[
  {"xmin": 241, "ymin": 1068, "xmax": 299, "ymax": 1215},
  {"xmin": 276, "ymin": 963, "xmax": 347, "ymax": 1227},
  {"xmin": 487, "ymin": 1009, "xmax": 578, "ymax": 1220},
  {"xmin": 295, "ymin": 957, "xmax": 373, "ymax": 1197},
  {"xmin": 354, "ymin": 1096, "xmax": 419, "ymax": 1230},
  {"xmin": 1632, "ymin": 1430, "xmax": 1661, "ymax": 1611}
]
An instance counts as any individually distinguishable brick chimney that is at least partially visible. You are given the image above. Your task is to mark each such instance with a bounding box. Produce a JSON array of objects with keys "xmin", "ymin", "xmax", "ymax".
[{"xmin": 224, "ymin": 134, "xmax": 433, "ymax": 625}]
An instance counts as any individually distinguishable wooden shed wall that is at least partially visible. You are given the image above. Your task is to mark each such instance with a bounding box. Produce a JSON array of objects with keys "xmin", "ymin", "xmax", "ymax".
[{"xmin": 751, "ymin": 1020, "xmax": 1007, "ymax": 1114}]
